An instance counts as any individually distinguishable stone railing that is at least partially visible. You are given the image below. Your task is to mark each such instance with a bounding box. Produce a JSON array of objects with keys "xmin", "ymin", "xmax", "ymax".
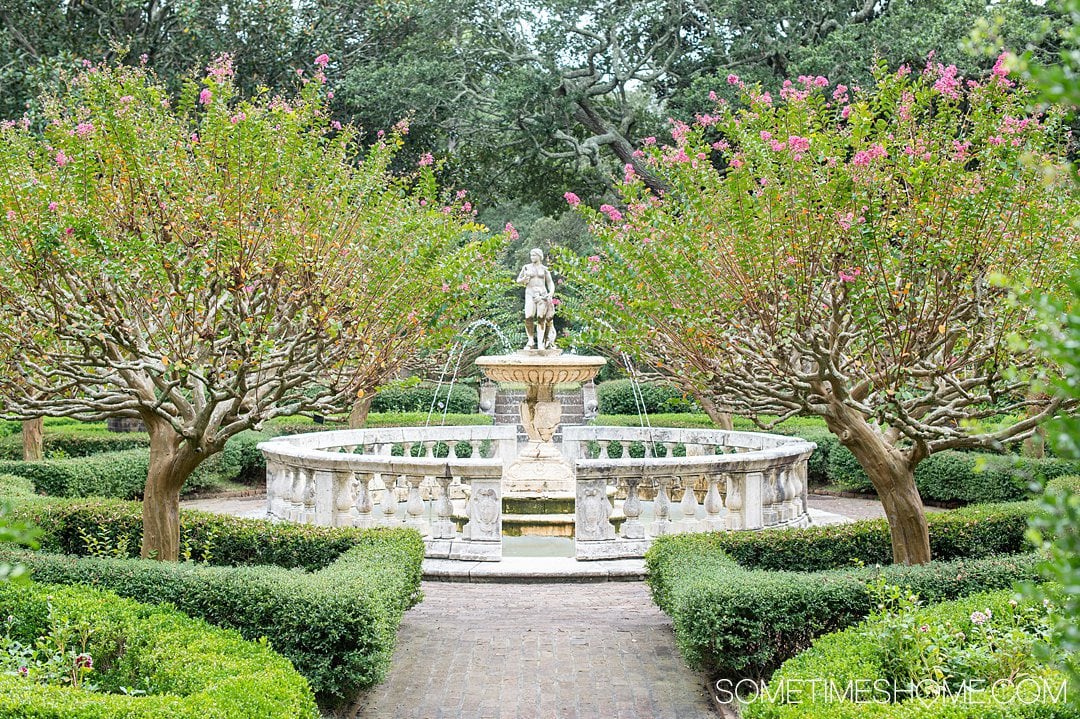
[
  {"xmin": 562, "ymin": 426, "xmax": 815, "ymax": 560},
  {"xmin": 258, "ymin": 426, "xmax": 518, "ymax": 561}
]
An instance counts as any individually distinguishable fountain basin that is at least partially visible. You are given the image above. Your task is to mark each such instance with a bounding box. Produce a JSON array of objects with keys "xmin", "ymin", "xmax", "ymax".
[{"xmin": 475, "ymin": 351, "xmax": 607, "ymax": 386}]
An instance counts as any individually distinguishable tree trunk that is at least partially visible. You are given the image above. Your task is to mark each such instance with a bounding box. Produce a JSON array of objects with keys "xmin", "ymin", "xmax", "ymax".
[
  {"xmin": 349, "ymin": 395, "xmax": 374, "ymax": 429},
  {"xmin": 141, "ymin": 417, "xmax": 207, "ymax": 561},
  {"xmin": 693, "ymin": 391, "xmax": 734, "ymax": 430},
  {"xmin": 824, "ymin": 405, "xmax": 931, "ymax": 565},
  {"xmin": 21, "ymin": 418, "xmax": 43, "ymax": 462}
]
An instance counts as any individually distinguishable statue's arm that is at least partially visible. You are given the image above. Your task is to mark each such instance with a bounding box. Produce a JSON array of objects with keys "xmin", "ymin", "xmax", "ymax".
[
  {"xmin": 545, "ymin": 270, "xmax": 555, "ymax": 296},
  {"xmin": 515, "ymin": 266, "xmax": 529, "ymax": 285}
]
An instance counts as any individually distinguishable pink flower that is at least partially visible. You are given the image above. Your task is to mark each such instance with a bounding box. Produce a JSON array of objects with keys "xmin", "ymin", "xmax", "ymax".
[
  {"xmin": 730, "ymin": 157, "xmax": 744, "ymax": 169},
  {"xmin": 851, "ymin": 143, "xmax": 887, "ymax": 167},
  {"xmin": 643, "ymin": 136, "xmax": 656, "ymax": 146},
  {"xmin": 456, "ymin": 189, "xmax": 467, "ymax": 200},
  {"xmin": 230, "ymin": 112, "xmax": 246, "ymax": 124},
  {"xmin": 932, "ymin": 64, "xmax": 961, "ymax": 99},
  {"xmin": 832, "ymin": 84, "xmax": 849, "ymax": 103},
  {"xmin": 419, "ymin": 152, "xmax": 434, "ymax": 166},
  {"xmin": 458, "ymin": 281, "xmax": 470, "ymax": 291},
  {"xmin": 991, "ymin": 52, "xmax": 1013, "ymax": 86},
  {"xmin": 670, "ymin": 119, "xmax": 691, "ymax": 144},
  {"xmin": 813, "ymin": 75, "xmax": 829, "ymax": 87},
  {"xmin": 55, "ymin": 151, "xmax": 71, "ymax": 167},
  {"xmin": 988, "ymin": 135, "xmax": 1004, "ymax": 146},
  {"xmin": 841, "ymin": 105, "xmax": 852, "ymax": 120},
  {"xmin": 17, "ymin": 666, "xmax": 27, "ymax": 677},
  {"xmin": 139, "ymin": 53, "xmax": 149, "ymax": 65},
  {"xmin": 708, "ymin": 90, "xmax": 718, "ymax": 102},
  {"xmin": 64, "ymin": 227, "xmax": 74, "ymax": 236},
  {"xmin": 118, "ymin": 95, "xmax": 133, "ymax": 105},
  {"xmin": 462, "ymin": 201, "xmax": 472, "ymax": 212},
  {"xmin": 314, "ymin": 53, "xmax": 330, "ymax": 68},
  {"xmin": 393, "ymin": 118, "xmax": 410, "ymax": 135},
  {"xmin": 48, "ymin": 201, "xmax": 58, "ymax": 212},
  {"xmin": 505, "ymin": 222, "xmax": 519, "ymax": 240},
  {"xmin": 441, "ymin": 282, "xmax": 450, "ymax": 291},
  {"xmin": 896, "ymin": 64, "xmax": 911, "ymax": 77},
  {"xmin": 784, "ymin": 255, "xmax": 797, "ymax": 265},
  {"xmin": 788, "ymin": 135, "xmax": 810, "ymax": 155},
  {"xmin": 327, "ymin": 91, "xmax": 335, "ymax": 99},
  {"xmin": 760, "ymin": 131, "xmax": 773, "ymax": 141},
  {"xmin": 6, "ymin": 210, "xmax": 16, "ymax": 222},
  {"xmin": 769, "ymin": 139, "xmax": 786, "ymax": 152},
  {"xmin": 564, "ymin": 192, "xmax": 581, "ymax": 206},
  {"xmin": 712, "ymin": 140, "xmax": 730, "ymax": 151},
  {"xmin": 599, "ymin": 204, "xmax": 623, "ymax": 222},
  {"xmin": 623, "ymin": 163, "xmax": 636, "ymax": 183},
  {"xmin": 587, "ymin": 255, "xmax": 601, "ymax": 273},
  {"xmin": 726, "ymin": 74, "xmax": 740, "ymax": 85},
  {"xmin": 199, "ymin": 88, "xmax": 212, "ymax": 105},
  {"xmin": 331, "ymin": 120, "xmax": 342, "ymax": 130},
  {"xmin": 836, "ymin": 212, "xmax": 855, "ymax": 230},
  {"xmin": 207, "ymin": 54, "xmax": 234, "ymax": 81},
  {"xmin": 970, "ymin": 611, "xmax": 988, "ymax": 625},
  {"xmin": 75, "ymin": 122, "xmax": 95, "ymax": 138},
  {"xmin": 919, "ymin": 624, "xmax": 930, "ymax": 633},
  {"xmin": 838, "ymin": 270, "xmax": 857, "ymax": 282}
]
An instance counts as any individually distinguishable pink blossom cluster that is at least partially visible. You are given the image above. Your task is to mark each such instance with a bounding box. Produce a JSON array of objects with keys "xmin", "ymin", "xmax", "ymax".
[
  {"xmin": 838, "ymin": 267, "xmax": 861, "ymax": 282},
  {"xmin": 669, "ymin": 119, "xmax": 691, "ymax": 144},
  {"xmin": 712, "ymin": 139, "xmax": 730, "ymax": 152},
  {"xmin": 991, "ymin": 52, "xmax": 1014, "ymax": 87},
  {"xmin": 564, "ymin": 192, "xmax": 580, "ymax": 206},
  {"xmin": 831, "ymin": 84, "xmax": 849, "ymax": 104},
  {"xmin": 930, "ymin": 63, "xmax": 961, "ymax": 99},
  {"xmin": 587, "ymin": 255, "xmax": 601, "ymax": 272},
  {"xmin": 418, "ymin": 153, "xmax": 434, "ymax": 167},
  {"xmin": 851, "ymin": 143, "xmax": 887, "ymax": 167},
  {"xmin": 207, "ymin": 54, "xmax": 234, "ymax": 81},
  {"xmin": 314, "ymin": 53, "xmax": 330, "ymax": 68},
  {"xmin": 787, "ymin": 135, "xmax": 810, "ymax": 160},
  {"xmin": 55, "ymin": 151, "xmax": 71, "ymax": 167},
  {"xmin": 199, "ymin": 88, "xmax": 213, "ymax": 106},
  {"xmin": 951, "ymin": 140, "xmax": 971, "ymax": 161},
  {"xmin": 623, "ymin": 163, "xmax": 636, "ymax": 184},
  {"xmin": 505, "ymin": 222, "xmax": 519, "ymax": 240},
  {"xmin": 599, "ymin": 204, "xmax": 623, "ymax": 222},
  {"xmin": 836, "ymin": 211, "xmax": 865, "ymax": 230}
]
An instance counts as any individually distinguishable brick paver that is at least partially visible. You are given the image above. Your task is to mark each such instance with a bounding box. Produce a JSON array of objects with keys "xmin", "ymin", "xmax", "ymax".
[{"xmin": 351, "ymin": 582, "xmax": 715, "ymax": 719}]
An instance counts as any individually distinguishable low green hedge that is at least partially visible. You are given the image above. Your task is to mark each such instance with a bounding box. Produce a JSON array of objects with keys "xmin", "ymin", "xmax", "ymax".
[
  {"xmin": 743, "ymin": 590, "xmax": 1075, "ymax": 719},
  {"xmin": 0, "ymin": 580, "xmax": 318, "ymax": 718},
  {"xmin": 597, "ymin": 379, "xmax": 699, "ymax": 414},
  {"xmin": 2, "ymin": 498, "xmax": 424, "ymax": 704},
  {"xmin": 371, "ymin": 383, "xmax": 479, "ymax": 414},
  {"xmin": 829, "ymin": 447, "xmax": 1080, "ymax": 503},
  {"xmin": 0, "ymin": 426, "xmax": 150, "ymax": 460},
  {"xmin": 647, "ymin": 550, "xmax": 1041, "ymax": 681},
  {"xmin": 0, "ymin": 431, "xmax": 270, "ymax": 499},
  {"xmin": 651, "ymin": 500, "xmax": 1034, "ymax": 575}
]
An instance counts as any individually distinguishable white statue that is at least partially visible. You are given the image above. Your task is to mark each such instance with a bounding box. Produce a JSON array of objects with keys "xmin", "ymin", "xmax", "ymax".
[{"xmin": 516, "ymin": 248, "xmax": 557, "ymax": 350}]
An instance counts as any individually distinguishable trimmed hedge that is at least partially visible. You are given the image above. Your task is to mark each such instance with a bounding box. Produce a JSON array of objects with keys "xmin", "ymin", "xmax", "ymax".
[
  {"xmin": 0, "ymin": 580, "xmax": 318, "ymax": 718},
  {"xmin": 0, "ymin": 426, "xmax": 150, "ymax": 460},
  {"xmin": 647, "ymin": 549, "xmax": 1041, "ymax": 681},
  {"xmin": 371, "ymin": 383, "xmax": 480, "ymax": 414},
  {"xmin": 597, "ymin": 379, "xmax": 699, "ymax": 414},
  {"xmin": 2, "ymin": 498, "xmax": 424, "ymax": 704},
  {"xmin": 743, "ymin": 590, "xmax": 1075, "ymax": 719},
  {"xmin": 650, "ymin": 499, "xmax": 1034, "ymax": 575},
  {"xmin": 0, "ymin": 431, "xmax": 270, "ymax": 499},
  {"xmin": 829, "ymin": 447, "xmax": 1080, "ymax": 503}
]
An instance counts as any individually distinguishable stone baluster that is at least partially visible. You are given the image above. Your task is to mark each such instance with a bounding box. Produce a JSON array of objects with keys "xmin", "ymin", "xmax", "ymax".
[
  {"xmin": 342, "ymin": 444, "xmax": 356, "ymax": 454},
  {"xmin": 265, "ymin": 459, "xmax": 285, "ymax": 518},
  {"xmin": 598, "ymin": 440, "xmax": 610, "ymax": 459},
  {"xmin": 430, "ymin": 474, "xmax": 456, "ymax": 541},
  {"xmin": 404, "ymin": 475, "xmax": 429, "ymax": 536},
  {"xmin": 381, "ymin": 474, "xmax": 399, "ymax": 525},
  {"xmin": 332, "ymin": 469, "xmax": 355, "ymax": 527},
  {"xmin": 424, "ymin": 441, "xmax": 435, "ymax": 458},
  {"xmin": 793, "ymin": 459, "xmax": 808, "ymax": 521},
  {"xmin": 288, "ymin": 465, "xmax": 305, "ymax": 522},
  {"xmin": 678, "ymin": 475, "xmax": 699, "ymax": 532},
  {"xmin": 353, "ymin": 472, "xmax": 376, "ymax": 528},
  {"xmin": 651, "ymin": 475, "xmax": 674, "ymax": 536},
  {"xmin": 620, "ymin": 477, "xmax": 645, "ymax": 540},
  {"xmin": 725, "ymin": 473, "xmax": 745, "ymax": 530},
  {"xmin": 301, "ymin": 467, "xmax": 316, "ymax": 523},
  {"xmin": 700, "ymin": 472, "xmax": 726, "ymax": 531},
  {"xmin": 779, "ymin": 466, "xmax": 796, "ymax": 522},
  {"xmin": 448, "ymin": 442, "xmax": 459, "ymax": 460},
  {"xmin": 761, "ymin": 467, "xmax": 782, "ymax": 526},
  {"xmin": 469, "ymin": 440, "xmax": 482, "ymax": 459}
]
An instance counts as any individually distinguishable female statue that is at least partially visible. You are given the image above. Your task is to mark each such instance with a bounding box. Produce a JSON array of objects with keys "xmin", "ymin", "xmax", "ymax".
[{"xmin": 516, "ymin": 248, "xmax": 556, "ymax": 349}]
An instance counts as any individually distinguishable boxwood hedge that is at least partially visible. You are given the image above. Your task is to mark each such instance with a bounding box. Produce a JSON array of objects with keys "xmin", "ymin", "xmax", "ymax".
[
  {"xmin": 2, "ymin": 498, "xmax": 425, "ymax": 705},
  {"xmin": 0, "ymin": 431, "xmax": 270, "ymax": 499},
  {"xmin": 0, "ymin": 580, "xmax": 319, "ymax": 718},
  {"xmin": 0, "ymin": 426, "xmax": 150, "ymax": 460},
  {"xmin": 596, "ymin": 379, "xmax": 700, "ymax": 414},
  {"xmin": 371, "ymin": 383, "xmax": 480, "ymax": 414},
  {"xmin": 647, "ymin": 549, "xmax": 1040, "ymax": 681},
  {"xmin": 743, "ymin": 590, "xmax": 1075, "ymax": 719},
  {"xmin": 829, "ymin": 448, "xmax": 1080, "ymax": 503}
]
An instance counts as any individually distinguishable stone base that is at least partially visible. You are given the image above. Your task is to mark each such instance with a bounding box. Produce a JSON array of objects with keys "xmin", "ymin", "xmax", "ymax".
[
  {"xmin": 503, "ymin": 444, "xmax": 574, "ymax": 495},
  {"xmin": 575, "ymin": 539, "xmax": 652, "ymax": 561},
  {"xmin": 426, "ymin": 537, "xmax": 502, "ymax": 562}
]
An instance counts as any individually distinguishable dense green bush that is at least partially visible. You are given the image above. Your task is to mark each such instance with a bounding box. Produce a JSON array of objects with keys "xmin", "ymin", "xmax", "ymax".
[
  {"xmin": 0, "ymin": 426, "xmax": 150, "ymax": 460},
  {"xmin": 647, "ymin": 549, "xmax": 1040, "ymax": 681},
  {"xmin": 0, "ymin": 580, "xmax": 318, "ymax": 718},
  {"xmin": 1, "ymin": 498, "xmax": 424, "ymax": 704},
  {"xmin": 597, "ymin": 379, "xmax": 699, "ymax": 414},
  {"xmin": 371, "ymin": 383, "xmax": 480, "ymax": 414},
  {"xmin": 829, "ymin": 447, "xmax": 1080, "ymax": 503},
  {"xmin": 0, "ymin": 431, "xmax": 270, "ymax": 499},
  {"xmin": 651, "ymin": 500, "xmax": 1034, "ymax": 574},
  {"xmin": 743, "ymin": 590, "xmax": 1074, "ymax": 719}
]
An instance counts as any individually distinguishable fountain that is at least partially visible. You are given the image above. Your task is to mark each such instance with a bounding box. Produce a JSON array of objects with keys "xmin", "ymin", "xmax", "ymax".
[{"xmin": 257, "ymin": 247, "xmax": 816, "ymax": 562}]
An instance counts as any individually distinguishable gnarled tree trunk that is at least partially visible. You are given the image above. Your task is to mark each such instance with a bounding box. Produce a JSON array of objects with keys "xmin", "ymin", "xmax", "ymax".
[
  {"xmin": 141, "ymin": 416, "xmax": 209, "ymax": 561},
  {"xmin": 349, "ymin": 394, "xmax": 374, "ymax": 429},
  {"xmin": 21, "ymin": 418, "xmax": 43, "ymax": 461},
  {"xmin": 693, "ymin": 391, "xmax": 734, "ymax": 430},
  {"xmin": 824, "ymin": 404, "xmax": 931, "ymax": 565}
]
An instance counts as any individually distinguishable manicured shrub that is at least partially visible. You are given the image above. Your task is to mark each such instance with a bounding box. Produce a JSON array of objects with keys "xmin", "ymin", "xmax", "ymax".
[
  {"xmin": 647, "ymin": 550, "xmax": 1041, "ymax": 681},
  {"xmin": 0, "ymin": 431, "xmax": 271, "ymax": 500},
  {"xmin": 0, "ymin": 580, "xmax": 319, "ymax": 718},
  {"xmin": 371, "ymin": 383, "xmax": 480, "ymax": 414},
  {"xmin": 597, "ymin": 379, "xmax": 699, "ymax": 414},
  {"xmin": 829, "ymin": 448, "xmax": 1080, "ymax": 503},
  {"xmin": 648, "ymin": 500, "xmax": 1034, "ymax": 574},
  {"xmin": 0, "ymin": 473, "xmax": 36, "ymax": 497},
  {"xmin": 0, "ymin": 427, "xmax": 150, "ymax": 460},
  {"xmin": 1, "ymin": 498, "xmax": 425, "ymax": 704},
  {"xmin": 743, "ymin": 590, "xmax": 1074, "ymax": 719}
]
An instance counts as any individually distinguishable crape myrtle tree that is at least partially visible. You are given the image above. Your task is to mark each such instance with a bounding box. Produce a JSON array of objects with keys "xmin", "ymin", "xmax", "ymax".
[
  {"xmin": 560, "ymin": 58, "xmax": 1078, "ymax": 565},
  {"xmin": 0, "ymin": 56, "xmax": 503, "ymax": 561}
]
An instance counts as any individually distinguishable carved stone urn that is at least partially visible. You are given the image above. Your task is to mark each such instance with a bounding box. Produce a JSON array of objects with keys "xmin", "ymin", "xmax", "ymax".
[{"xmin": 475, "ymin": 349, "xmax": 606, "ymax": 496}]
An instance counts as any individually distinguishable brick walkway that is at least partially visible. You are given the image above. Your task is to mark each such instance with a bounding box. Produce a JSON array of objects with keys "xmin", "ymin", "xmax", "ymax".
[{"xmin": 350, "ymin": 582, "xmax": 715, "ymax": 719}]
